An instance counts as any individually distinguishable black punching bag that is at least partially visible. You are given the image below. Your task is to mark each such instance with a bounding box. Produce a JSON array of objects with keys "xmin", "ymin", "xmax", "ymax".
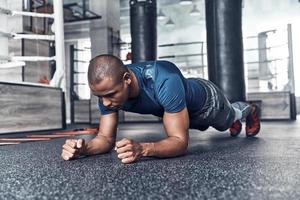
[
  {"xmin": 130, "ymin": 0, "xmax": 157, "ymax": 63},
  {"xmin": 205, "ymin": 0, "xmax": 245, "ymax": 102}
]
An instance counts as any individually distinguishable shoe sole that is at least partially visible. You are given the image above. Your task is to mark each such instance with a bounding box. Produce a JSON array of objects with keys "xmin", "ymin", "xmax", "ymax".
[
  {"xmin": 229, "ymin": 121, "xmax": 242, "ymax": 137},
  {"xmin": 246, "ymin": 104, "xmax": 261, "ymax": 137}
]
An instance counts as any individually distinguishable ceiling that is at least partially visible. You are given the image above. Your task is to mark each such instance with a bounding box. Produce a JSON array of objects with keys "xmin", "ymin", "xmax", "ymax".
[{"xmin": 119, "ymin": 0, "xmax": 206, "ymax": 42}]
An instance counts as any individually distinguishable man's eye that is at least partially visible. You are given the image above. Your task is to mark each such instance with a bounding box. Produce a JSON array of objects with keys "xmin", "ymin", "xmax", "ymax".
[{"xmin": 106, "ymin": 93, "xmax": 116, "ymax": 98}]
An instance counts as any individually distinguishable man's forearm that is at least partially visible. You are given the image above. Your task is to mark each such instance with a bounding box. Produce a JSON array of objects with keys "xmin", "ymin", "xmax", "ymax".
[
  {"xmin": 83, "ymin": 135, "xmax": 114, "ymax": 156},
  {"xmin": 141, "ymin": 136, "xmax": 188, "ymax": 158}
]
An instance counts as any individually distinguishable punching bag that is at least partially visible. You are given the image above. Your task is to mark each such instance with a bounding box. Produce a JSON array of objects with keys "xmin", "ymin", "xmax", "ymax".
[
  {"xmin": 130, "ymin": 0, "xmax": 157, "ymax": 63},
  {"xmin": 205, "ymin": 0, "xmax": 245, "ymax": 102}
]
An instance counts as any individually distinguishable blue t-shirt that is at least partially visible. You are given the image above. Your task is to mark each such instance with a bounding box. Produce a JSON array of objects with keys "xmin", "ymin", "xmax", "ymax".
[{"xmin": 98, "ymin": 60, "xmax": 206, "ymax": 118}]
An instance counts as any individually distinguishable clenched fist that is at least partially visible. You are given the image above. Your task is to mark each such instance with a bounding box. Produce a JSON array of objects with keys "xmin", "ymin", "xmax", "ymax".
[
  {"xmin": 115, "ymin": 138, "xmax": 144, "ymax": 164},
  {"xmin": 61, "ymin": 139, "xmax": 85, "ymax": 161}
]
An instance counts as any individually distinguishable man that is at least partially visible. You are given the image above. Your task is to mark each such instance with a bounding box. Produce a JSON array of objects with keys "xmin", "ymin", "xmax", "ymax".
[{"xmin": 61, "ymin": 54, "xmax": 260, "ymax": 164}]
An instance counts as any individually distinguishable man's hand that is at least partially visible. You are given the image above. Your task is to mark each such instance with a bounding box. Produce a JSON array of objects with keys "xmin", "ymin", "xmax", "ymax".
[
  {"xmin": 115, "ymin": 138, "xmax": 143, "ymax": 164},
  {"xmin": 61, "ymin": 139, "xmax": 85, "ymax": 161}
]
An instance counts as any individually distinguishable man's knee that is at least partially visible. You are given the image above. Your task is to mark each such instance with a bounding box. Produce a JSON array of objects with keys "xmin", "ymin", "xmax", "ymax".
[
  {"xmin": 212, "ymin": 113, "xmax": 235, "ymax": 132},
  {"xmin": 214, "ymin": 125, "xmax": 229, "ymax": 132},
  {"xmin": 189, "ymin": 123, "xmax": 209, "ymax": 131}
]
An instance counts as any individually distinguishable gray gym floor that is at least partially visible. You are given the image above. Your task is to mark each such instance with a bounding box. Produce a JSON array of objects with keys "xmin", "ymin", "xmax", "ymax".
[{"xmin": 1, "ymin": 121, "xmax": 300, "ymax": 199}]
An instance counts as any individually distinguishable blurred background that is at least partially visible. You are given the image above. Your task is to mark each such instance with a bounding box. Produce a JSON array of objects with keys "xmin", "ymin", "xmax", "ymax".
[{"xmin": 0, "ymin": 0, "xmax": 299, "ymax": 133}]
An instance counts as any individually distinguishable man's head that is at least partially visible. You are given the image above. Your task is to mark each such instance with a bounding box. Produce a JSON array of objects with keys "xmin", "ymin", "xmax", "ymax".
[
  {"xmin": 88, "ymin": 54, "xmax": 128, "ymax": 85},
  {"xmin": 88, "ymin": 54, "xmax": 132, "ymax": 110}
]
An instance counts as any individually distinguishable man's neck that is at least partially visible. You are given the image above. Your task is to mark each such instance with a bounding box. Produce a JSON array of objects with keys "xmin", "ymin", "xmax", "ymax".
[{"xmin": 128, "ymin": 70, "xmax": 139, "ymax": 98}]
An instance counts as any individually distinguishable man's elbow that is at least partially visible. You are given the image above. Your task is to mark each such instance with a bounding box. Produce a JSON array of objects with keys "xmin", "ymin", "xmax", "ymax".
[{"xmin": 176, "ymin": 138, "xmax": 188, "ymax": 156}]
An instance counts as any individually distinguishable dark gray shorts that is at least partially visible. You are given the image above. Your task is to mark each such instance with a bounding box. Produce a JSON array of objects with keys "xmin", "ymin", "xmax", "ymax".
[{"xmin": 188, "ymin": 78, "xmax": 235, "ymax": 131}]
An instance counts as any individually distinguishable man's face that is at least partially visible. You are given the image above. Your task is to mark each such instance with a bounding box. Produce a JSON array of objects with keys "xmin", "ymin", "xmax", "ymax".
[{"xmin": 90, "ymin": 75, "xmax": 130, "ymax": 110}]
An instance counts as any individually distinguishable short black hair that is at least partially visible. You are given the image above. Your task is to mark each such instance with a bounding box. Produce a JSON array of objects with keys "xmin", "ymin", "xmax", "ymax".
[{"xmin": 88, "ymin": 54, "xmax": 128, "ymax": 85}]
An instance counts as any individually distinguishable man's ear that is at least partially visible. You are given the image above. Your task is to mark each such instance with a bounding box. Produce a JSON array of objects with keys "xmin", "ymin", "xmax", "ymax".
[{"xmin": 123, "ymin": 72, "xmax": 131, "ymax": 85}]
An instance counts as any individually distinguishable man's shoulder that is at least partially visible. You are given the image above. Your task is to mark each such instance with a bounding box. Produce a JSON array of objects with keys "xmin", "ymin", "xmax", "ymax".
[
  {"xmin": 140, "ymin": 60, "xmax": 177, "ymax": 83},
  {"xmin": 126, "ymin": 60, "xmax": 181, "ymax": 86}
]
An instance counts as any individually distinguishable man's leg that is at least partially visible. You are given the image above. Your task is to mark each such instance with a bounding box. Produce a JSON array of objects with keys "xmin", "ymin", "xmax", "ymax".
[
  {"xmin": 191, "ymin": 78, "xmax": 261, "ymax": 136},
  {"xmin": 189, "ymin": 78, "xmax": 236, "ymax": 132}
]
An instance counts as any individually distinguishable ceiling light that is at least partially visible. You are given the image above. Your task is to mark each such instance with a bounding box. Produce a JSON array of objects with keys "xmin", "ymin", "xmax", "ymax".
[
  {"xmin": 190, "ymin": 5, "xmax": 201, "ymax": 16},
  {"xmin": 165, "ymin": 18, "xmax": 175, "ymax": 27},
  {"xmin": 179, "ymin": 0, "xmax": 193, "ymax": 5},
  {"xmin": 157, "ymin": 9, "xmax": 166, "ymax": 20}
]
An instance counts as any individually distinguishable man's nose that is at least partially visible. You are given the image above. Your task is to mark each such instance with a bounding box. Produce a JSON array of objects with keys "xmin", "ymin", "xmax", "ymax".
[{"xmin": 102, "ymin": 98, "xmax": 112, "ymax": 107}]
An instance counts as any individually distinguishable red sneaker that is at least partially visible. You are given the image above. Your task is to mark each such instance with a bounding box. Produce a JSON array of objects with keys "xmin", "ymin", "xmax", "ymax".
[
  {"xmin": 229, "ymin": 120, "xmax": 242, "ymax": 137},
  {"xmin": 246, "ymin": 104, "xmax": 261, "ymax": 137}
]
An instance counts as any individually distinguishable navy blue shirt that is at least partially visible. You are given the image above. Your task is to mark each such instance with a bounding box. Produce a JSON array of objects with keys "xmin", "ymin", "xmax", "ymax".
[{"xmin": 98, "ymin": 60, "xmax": 206, "ymax": 118}]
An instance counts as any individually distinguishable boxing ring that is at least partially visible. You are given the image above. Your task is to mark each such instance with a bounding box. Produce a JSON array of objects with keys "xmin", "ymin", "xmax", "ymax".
[
  {"xmin": 0, "ymin": 0, "xmax": 65, "ymax": 88},
  {"xmin": 0, "ymin": 0, "xmax": 66, "ymax": 133}
]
